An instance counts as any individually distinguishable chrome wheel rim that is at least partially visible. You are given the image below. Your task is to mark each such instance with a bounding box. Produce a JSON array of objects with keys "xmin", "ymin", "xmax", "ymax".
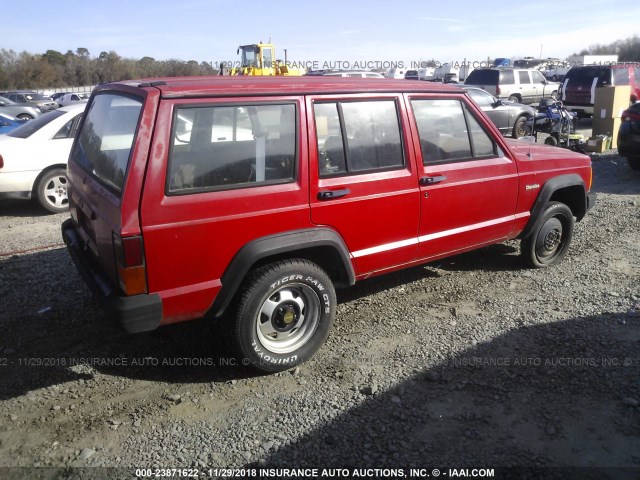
[
  {"xmin": 256, "ymin": 283, "xmax": 321, "ymax": 354},
  {"xmin": 43, "ymin": 175, "xmax": 68, "ymax": 210}
]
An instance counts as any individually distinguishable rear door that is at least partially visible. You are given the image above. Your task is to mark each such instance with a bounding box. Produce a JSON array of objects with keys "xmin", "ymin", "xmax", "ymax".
[
  {"xmin": 406, "ymin": 94, "xmax": 519, "ymax": 261},
  {"xmin": 307, "ymin": 94, "xmax": 420, "ymax": 275},
  {"xmin": 140, "ymin": 96, "xmax": 309, "ymax": 322}
]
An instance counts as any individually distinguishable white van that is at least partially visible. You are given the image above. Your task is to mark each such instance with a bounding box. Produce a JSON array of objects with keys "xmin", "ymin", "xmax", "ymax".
[{"xmin": 385, "ymin": 68, "xmax": 408, "ymax": 79}]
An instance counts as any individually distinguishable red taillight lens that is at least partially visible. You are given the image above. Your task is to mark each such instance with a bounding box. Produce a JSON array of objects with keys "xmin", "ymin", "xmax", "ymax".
[
  {"xmin": 621, "ymin": 110, "xmax": 640, "ymax": 122},
  {"xmin": 496, "ymin": 86, "xmax": 501, "ymax": 96},
  {"xmin": 113, "ymin": 234, "xmax": 147, "ymax": 295},
  {"xmin": 0, "ymin": 154, "xmax": 3, "ymax": 169}
]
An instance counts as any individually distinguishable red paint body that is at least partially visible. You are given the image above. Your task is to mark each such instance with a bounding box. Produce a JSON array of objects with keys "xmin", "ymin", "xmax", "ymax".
[{"xmin": 64, "ymin": 77, "xmax": 594, "ymax": 328}]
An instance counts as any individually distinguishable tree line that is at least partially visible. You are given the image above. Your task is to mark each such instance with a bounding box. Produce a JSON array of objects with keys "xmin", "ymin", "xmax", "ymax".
[
  {"xmin": 1, "ymin": 35, "xmax": 638, "ymax": 91},
  {"xmin": 0, "ymin": 48, "xmax": 217, "ymax": 90},
  {"xmin": 571, "ymin": 35, "xmax": 640, "ymax": 61}
]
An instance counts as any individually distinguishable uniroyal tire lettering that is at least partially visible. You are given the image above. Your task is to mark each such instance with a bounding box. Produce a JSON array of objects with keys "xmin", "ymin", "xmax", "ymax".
[{"xmin": 251, "ymin": 341, "xmax": 298, "ymax": 365}]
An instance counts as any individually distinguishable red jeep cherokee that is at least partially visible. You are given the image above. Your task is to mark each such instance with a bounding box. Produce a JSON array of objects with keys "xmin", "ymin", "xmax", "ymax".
[{"xmin": 62, "ymin": 77, "xmax": 596, "ymax": 371}]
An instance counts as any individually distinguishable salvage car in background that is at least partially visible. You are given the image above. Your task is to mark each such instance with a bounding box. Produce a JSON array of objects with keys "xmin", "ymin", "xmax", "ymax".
[
  {"xmin": 618, "ymin": 102, "xmax": 640, "ymax": 170},
  {"xmin": 0, "ymin": 95, "xmax": 42, "ymax": 120},
  {"xmin": 0, "ymin": 91, "xmax": 58, "ymax": 112},
  {"xmin": 57, "ymin": 93, "xmax": 90, "ymax": 107},
  {"xmin": 462, "ymin": 86, "xmax": 535, "ymax": 138},
  {"xmin": 0, "ymin": 103, "xmax": 85, "ymax": 213},
  {"xmin": 465, "ymin": 68, "xmax": 559, "ymax": 104},
  {"xmin": 0, "ymin": 113, "xmax": 27, "ymax": 134}
]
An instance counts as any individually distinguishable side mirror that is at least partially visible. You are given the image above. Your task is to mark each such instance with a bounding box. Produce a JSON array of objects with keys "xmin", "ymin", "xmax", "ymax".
[
  {"xmin": 492, "ymin": 100, "xmax": 502, "ymax": 108},
  {"xmin": 0, "ymin": 101, "xmax": 5, "ymax": 107}
]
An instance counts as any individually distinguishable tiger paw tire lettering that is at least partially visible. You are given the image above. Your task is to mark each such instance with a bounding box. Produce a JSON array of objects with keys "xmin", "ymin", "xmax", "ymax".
[{"xmin": 232, "ymin": 259, "xmax": 336, "ymax": 372}]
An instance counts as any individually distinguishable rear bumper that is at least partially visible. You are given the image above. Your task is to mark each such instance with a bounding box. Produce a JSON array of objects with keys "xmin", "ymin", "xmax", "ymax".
[{"xmin": 61, "ymin": 218, "xmax": 162, "ymax": 334}]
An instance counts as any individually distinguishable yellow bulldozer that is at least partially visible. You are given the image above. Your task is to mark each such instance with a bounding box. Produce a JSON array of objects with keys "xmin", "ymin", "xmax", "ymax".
[{"xmin": 224, "ymin": 42, "xmax": 306, "ymax": 76}]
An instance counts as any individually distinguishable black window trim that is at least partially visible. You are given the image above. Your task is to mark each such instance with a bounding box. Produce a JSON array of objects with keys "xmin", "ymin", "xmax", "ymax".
[
  {"xmin": 70, "ymin": 91, "xmax": 145, "ymax": 198},
  {"xmin": 165, "ymin": 100, "xmax": 299, "ymax": 196},
  {"xmin": 313, "ymin": 97, "xmax": 407, "ymax": 179},
  {"xmin": 409, "ymin": 95, "xmax": 500, "ymax": 166}
]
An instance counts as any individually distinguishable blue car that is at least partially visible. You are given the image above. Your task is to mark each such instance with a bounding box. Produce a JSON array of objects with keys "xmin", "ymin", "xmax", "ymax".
[{"xmin": 0, "ymin": 113, "xmax": 28, "ymax": 134}]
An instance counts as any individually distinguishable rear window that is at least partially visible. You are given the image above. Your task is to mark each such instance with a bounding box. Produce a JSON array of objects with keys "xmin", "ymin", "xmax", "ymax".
[
  {"xmin": 70, "ymin": 93, "xmax": 143, "ymax": 195},
  {"xmin": 7, "ymin": 110, "xmax": 65, "ymax": 138},
  {"xmin": 566, "ymin": 67, "xmax": 612, "ymax": 86},
  {"xmin": 465, "ymin": 70, "xmax": 499, "ymax": 85},
  {"xmin": 612, "ymin": 68, "xmax": 629, "ymax": 85}
]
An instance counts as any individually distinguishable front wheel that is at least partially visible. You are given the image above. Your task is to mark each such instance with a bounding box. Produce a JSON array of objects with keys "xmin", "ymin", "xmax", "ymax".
[
  {"xmin": 232, "ymin": 259, "xmax": 336, "ymax": 372},
  {"xmin": 512, "ymin": 115, "xmax": 528, "ymax": 138},
  {"xmin": 36, "ymin": 168, "xmax": 69, "ymax": 213},
  {"xmin": 521, "ymin": 202, "xmax": 574, "ymax": 268}
]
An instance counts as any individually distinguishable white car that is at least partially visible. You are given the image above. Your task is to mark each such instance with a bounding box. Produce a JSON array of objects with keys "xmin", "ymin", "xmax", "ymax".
[
  {"xmin": 0, "ymin": 103, "xmax": 86, "ymax": 213},
  {"xmin": 57, "ymin": 93, "xmax": 90, "ymax": 107}
]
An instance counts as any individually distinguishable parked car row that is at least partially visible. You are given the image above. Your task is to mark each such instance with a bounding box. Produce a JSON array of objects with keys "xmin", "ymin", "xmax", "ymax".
[
  {"xmin": 0, "ymin": 103, "xmax": 86, "ymax": 212},
  {"xmin": 0, "ymin": 90, "xmax": 91, "ymax": 115}
]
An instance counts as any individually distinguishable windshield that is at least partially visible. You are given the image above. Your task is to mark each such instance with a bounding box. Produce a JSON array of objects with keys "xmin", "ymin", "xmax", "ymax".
[
  {"xmin": 240, "ymin": 46, "xmax": 259, "ymax": 68},
  {"xmin": 70, "ymin": 93, "xmax": 143, "ymax": 195},
  {"xmin": 7, "ymin": 110, "xmax": 65, "ymax": 138}
]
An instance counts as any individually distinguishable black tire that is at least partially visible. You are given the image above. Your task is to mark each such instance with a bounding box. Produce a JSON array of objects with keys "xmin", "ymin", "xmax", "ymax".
[
  {"xmin": 508, "ymin": 95, "xmax": 520, "ymax": 103},
  {"xmin": 550, "ymin": 90, "xmax": 558, "ymax": 100},
  {"xmin": 35, "ymin": 168, "xmax": 69, "ymax": 213},
  {"xmin": 521, "ymin": 202, "xmax": 574, "ymax": 268},
  {"xmin": 512, "ymin": 115, "xmax": 528, "ymax": 139},
  {"xmin": 17, "ymin": 113, "xmax": 34, "ymax": 120},
  {"xmin": 544, "ymin": 136, "xmax": 558, "ymax": 146},
  {"xmin": 628, "ymin": 158, "xmax": 640, "ymax": 171},
  {"xmin": 232, "ymin": 259, "xmax": 336, "ymax": 372}
]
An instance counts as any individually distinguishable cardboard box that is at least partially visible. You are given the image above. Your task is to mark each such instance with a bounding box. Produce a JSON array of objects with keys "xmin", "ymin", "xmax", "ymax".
[
  {"xmin": 593, "ymin": 86, "xmax": 631, "ymax": 119},
  {"xmin": 592, "ymin": 118, "xmax": 622, "ymax": 148},
  {"xmin": 584, "ymin": 136, "xmax": 611, "ymax": 153}
]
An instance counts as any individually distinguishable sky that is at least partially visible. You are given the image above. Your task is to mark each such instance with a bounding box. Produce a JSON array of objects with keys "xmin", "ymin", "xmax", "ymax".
[{"xmin": 2, "ymin": 0, "xmax": 638, "ymax": 69}]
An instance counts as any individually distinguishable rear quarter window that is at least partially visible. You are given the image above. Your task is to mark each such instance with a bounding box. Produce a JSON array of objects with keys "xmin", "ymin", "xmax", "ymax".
[
  {"xmin": 70, "ymin": 93, "xmax": 143, "ymax": 195},
  {"xmin": 465, "ymin": 70, "xmax": 499, "ymax": 85},
  {"xmin": 167, "ymin": 103, "xmax": 297, "ymax": 193}
]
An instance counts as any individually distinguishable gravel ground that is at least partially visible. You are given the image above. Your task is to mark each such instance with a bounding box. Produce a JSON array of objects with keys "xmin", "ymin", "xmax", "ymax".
[{"xmin": 0, "ymin": 143, "xmax": 639, "ymax": 479}]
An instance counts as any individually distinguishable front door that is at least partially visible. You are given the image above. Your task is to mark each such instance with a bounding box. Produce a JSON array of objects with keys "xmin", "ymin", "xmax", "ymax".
[{"xmin": 406, "ymin": 95, "xmax": 520, "ymax": 261}]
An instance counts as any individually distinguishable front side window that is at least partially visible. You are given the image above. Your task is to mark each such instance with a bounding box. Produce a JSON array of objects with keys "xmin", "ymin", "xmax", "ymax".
[
  {"xmin": 411, "ymin": 99, "xmax": 497, "ymax": 164},
  {"xmin": 314, "ymin": 99, "xmax": 404, "ymax": 177},
  {"xmin": 168, "ymin": 103, "xmax": 296, "ymax": 193},
  {"xmin": 70, "ymin": 93, "xmax": 143, "ymax": 194}
]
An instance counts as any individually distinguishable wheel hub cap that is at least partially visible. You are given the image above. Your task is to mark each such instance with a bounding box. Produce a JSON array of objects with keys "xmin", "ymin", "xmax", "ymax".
[
  {"xmin": 273, "ymin": 303, "xmax": 299, "ymax": 332},
  {"xmin": 544, "ymin": 230, "xmax": 561, "ymax": 250}
]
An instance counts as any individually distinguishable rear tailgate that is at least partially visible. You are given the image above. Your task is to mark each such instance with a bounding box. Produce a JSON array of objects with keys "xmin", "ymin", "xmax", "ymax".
[{"xmin": 64, "ymin": 85, "xmax": 161, "ymax": 325}]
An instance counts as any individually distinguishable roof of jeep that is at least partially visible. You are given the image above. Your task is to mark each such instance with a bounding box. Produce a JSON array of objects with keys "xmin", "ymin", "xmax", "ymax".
[{"xmin": 105, "ymin": 75, "xmax": 464, "ymax": 98}]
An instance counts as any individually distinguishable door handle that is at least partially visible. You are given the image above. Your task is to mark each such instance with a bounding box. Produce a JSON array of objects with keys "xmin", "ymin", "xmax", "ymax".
[
  {"xmin": 419, "ymin": 175, "xmax": 447, "ymax": 186},
  {"xmin": 317, "ymin": 188, "xmax": 351, "ymax": 200}
]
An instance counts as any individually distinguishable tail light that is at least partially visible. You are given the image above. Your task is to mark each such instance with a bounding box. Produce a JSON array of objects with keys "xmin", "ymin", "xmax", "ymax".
[
  {"xmin": 0, "ymin": 154, "xmax": 3, "ymax": 169},
  {"xmin": 113, "ymin": 234, "xmax": 147, "ymax": 296},
  {"xmin": 621, "ymin": 110, "xmax": 640, "ymax": 122},
  {"xmin": 496, "ymin": 85, "xmax": 501, "ymax": 96}
]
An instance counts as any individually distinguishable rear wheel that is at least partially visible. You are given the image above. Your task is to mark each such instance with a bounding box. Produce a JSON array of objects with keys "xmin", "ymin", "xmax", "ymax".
[
  {"xmin": 508, "ymin": 94, "xmax": 520, "ymax": 103},
  {"xmin": 36, "ymin": 168, "xmax": 69, "ymax": 213},
  {"xmin": 521, "ymin": 202, "xmax": 574, "ymax": 268},
  {"xmin": 17, "ymin": 113, "xmax": 34, "ymax": 120},
  {"xmin": 231, "ymin": 259, "xmax": 336, "ymax": 372}
]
